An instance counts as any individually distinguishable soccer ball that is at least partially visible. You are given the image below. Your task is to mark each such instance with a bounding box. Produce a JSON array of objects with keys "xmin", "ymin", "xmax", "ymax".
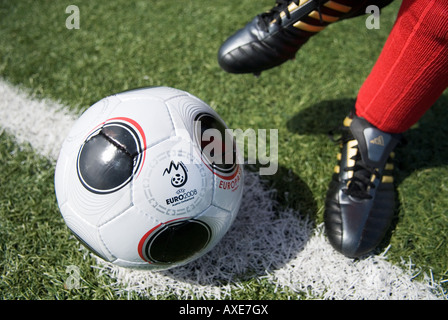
[{"xmin": 54, "ymin": 87, "xmax": 243, "ymax": 270}]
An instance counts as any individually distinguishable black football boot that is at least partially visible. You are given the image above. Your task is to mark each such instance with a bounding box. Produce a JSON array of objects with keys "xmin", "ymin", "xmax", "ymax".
[
  {"xmin": 324, "ymin": 112, "xmax": 402, "ymax": 258},
  {"xmin": 218, "ymin": 0, "xmax": 394, "ymax": 75}
]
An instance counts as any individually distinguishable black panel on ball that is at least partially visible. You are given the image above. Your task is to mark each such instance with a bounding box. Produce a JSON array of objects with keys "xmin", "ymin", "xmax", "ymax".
[
  {"xmin": 149, "ymin": 220, "xmax": 211, "ymax": 264},
  {"xmin": 101, "ymin": 125, "xmax": 139, "ymax": 157},
  {"xmin": 194, "ymin": 113, "xmax": 237, "ymax": 174},
  {"xmin": 77, "ymin": 122, "xmax": 143, "ymax": 194},
  {"xmin": 77, "ymin": 127, "xmax": 135, "ymax": 193}
]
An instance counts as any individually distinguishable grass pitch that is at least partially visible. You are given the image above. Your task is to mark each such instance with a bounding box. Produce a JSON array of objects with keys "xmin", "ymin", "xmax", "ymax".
[{"xmin": 0, "ymin": 0, "xmax": 447, "ymax": 299}]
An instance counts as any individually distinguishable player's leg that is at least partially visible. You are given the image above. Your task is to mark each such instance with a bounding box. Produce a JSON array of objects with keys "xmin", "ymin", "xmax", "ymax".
[{"xmin": 324, "ymin": 0, "xmax": 448, "ymax": 257}]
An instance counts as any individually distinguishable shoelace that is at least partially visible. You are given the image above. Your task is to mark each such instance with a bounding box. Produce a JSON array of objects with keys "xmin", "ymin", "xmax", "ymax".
[
  {"xmin": 330, "ymin": 125, "xmax": 379, "ymax": 200},
  {"xmin": 344, "ymin": 144, "xmax": 379, "ymax": 200},
  {"xmin": 258, "ymin": 0, "xmax": 324, "ymax": 31}
]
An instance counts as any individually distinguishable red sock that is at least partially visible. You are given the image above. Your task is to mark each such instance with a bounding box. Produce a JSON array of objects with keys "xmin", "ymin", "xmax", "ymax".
[{"xmin": 355, "ymin": 0, "xmax": 448, "ymax": 133}]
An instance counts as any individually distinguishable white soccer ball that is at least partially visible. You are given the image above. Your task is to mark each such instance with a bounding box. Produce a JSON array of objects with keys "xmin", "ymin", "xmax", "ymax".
[{"xmin": 54, "ymin": 87, "xmax": 243, "ymax": 270}]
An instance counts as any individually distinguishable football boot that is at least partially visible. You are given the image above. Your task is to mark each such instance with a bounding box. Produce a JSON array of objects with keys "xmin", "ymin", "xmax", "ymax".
[
  {"xmin": 324, "ymin": 112, "xmax": 402, "ymax": 258},
  {"xmin": 218, "ymin": 0, "xmax": 394, "ymax": 75}
]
